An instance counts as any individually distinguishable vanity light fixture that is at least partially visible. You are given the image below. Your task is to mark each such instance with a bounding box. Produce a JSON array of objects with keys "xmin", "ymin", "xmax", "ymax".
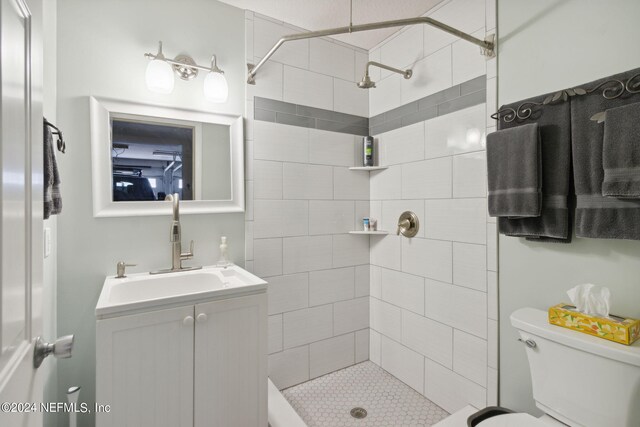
[{"xmin": 144, "ymin": 41, "xmax": 228, "ymax": 103}]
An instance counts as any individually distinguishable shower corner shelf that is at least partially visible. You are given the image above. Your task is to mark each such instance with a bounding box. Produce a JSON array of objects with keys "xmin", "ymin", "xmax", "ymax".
[
  {"xmin": 349, "ymin": 230, "xmax": 389, "ymax": 235},
  {"xmin": 348, "ymin": 166, "xmax": 388, "ymax": 171}
]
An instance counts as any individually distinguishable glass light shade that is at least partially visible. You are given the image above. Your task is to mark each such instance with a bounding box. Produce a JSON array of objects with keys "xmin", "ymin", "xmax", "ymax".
[
  {"xmin": 203, "ymin": 71, "xmax": 228, "ymax": 103},
  {"xmin": 145, "ymin": 59, "xmax": 174, "ymax": 94}
]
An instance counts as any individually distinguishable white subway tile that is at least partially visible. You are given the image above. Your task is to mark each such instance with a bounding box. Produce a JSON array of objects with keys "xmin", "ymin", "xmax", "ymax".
[
  {"xmin": 486, "ymin": 78, "xmax": 497, "ymax": 128},
  {"xmin": 452, "ymin": 28, "xmax": 487, "ymax": 85},
  {"xmin": 269, "ymin": 346, "xmax": 309, "ymax": 390},
  {"xmin": 424, "ymin": 198, "xmax": 487, "ymax": 244},
  {"xmin": 486, "ymin": 56, "xmax": 496, "ymax": 79},
  {"xmin": 453, "ymin": 151, "xmax": 487, "ymax": 198},
  {"xmin": 283, "ymin": 304, "xmax": 333, "ymax": 348},
  {"xmin": 266, "ymin": 273, "xmax": 309, "ymax": 315},
  {"xmin": 355, "ymin": 329, "xmax": 370, "ymax": 363},
  {"xmin": 245, "ymin": 18, "xmax": 254, "ymax": 62},
  {"xmin": 488, "ymin": 318, "xmax": 498, "ymax": 370},
  {"xmin": 370, "ymin": 265, "xmax": 382, "ymax": 298},
  {"xmin": 310, "ymin": 333, "xmax": 355, "ymax": 379},
  {"xmin": 371, "ymin": 235, "xmax": 402, "ymax": 271},
  {"xmin": 283, "ymin": 163, "xmax": 333, "ymax": 200},
  {"xmin": 309, "ymin": 38, "xmax": 355, "ymax": 82},
  {"xmin": 284, "ymin": 66, "xmax": 333, "ymax": 110},
  {"xmin": 370, "ymin": 329, "xmax": 381, "ymax": 365},
  {"xmin": 254, "ymin": 121, "xmax": 309, "ymax": 163},
  {"xmin": 370, "ymin": 73, "xmax": 402, "ymax": 117},
  {"xmin": 332, "ymin": 234, "xmax": 370, "ymax": 268},
  {"xmin": 355, "ymin": 264, "xmax": 370, "ymax": 297},
  {"xmin": 254, "ymin": 17, "xmax": 309, "ymax": 69},
  {"xmin": 402, "ymin": 238, "xmax": 453, "ymax": 283},
  {"xmin": 334, "ymin": 78, "xmax": 369, "ymax": 117},
  {"xmin": 309, "ymin": 267, "xmax": 355, "ymax": 306},
  {"xmin": 402, "ymin": 310, "xmax": 453, "ymax": 368},
  {"xmin": 309, "ymin": 130, "xmax": 356, "ymax": 167},
  {"xmin": 268, "ymin": 314, "xmax": 283, "ymax": 354},
  {"xmin": 370, "ymin": 201, "xmax": 383, "ymax": 226},
  {"xmin": 283, "ymin": 235, "xmax": 333, "ymax": 274},
  {"xmin": 378, "ymin": 122, "xmax": 425, "ymax": 166},
  {"xmin": 370, "ymin": 166, "xmax": 402, "ymax": 200},
  {"xmin": 254, "ymin": 200, "xmax": 308, "ymax": 238},
  {"xmin": 487, "ymin": 367, "xmax": 498, "ymax": 407},
  {"xmin": 381, "ymin": 268, "xmax": 425, "ymax": 315},
  {"xmin": 429, "ymin": 0, "xmax": 485, "ymax": 34},
  {"xmin": 425, "ymin": 280, "xmax": 487, "ymax": 338},
  {"xmin": 453, "ymin": 243, "xmax": 487, "ymax": 291},
  {"xmin": 424, "ymin": 358, "xmax": 486, "ymax": 414},
  {"xmin": 253, "ymin": 160, "xmax": 283, "ymax": 199},
  {"xmin": 453, "ymin": 330, "xmax": 487, "ymax": 386},
  {"xmin": 309, "ymin": 201, "xmax": 355, "ymax": 235},
  {"xmin": 246, "ymin": 181, "xmax": 254, "ymax": 220},
  {"xmin": 355, "ymin": 201, "xmax": 370, "ymax": 231},
  {"xmin": 486, "ymin": 0, "xmax": 496, "ymax": 31},
  {"xmin": 370, "ymin": 297, "xmax": 402, "ymax": 342},
  {"xmin": 380, "ymin": 25, "xmax": 424, "ymax": 78},
  {"xmin": 253, "ymin": 238, "xmax": 282, "ymax": 277},
  {"xmin": 487, "ymin": 271, "xmax": 498, "ymax": 320},
  {"xmin": 425, "ymin": 104, "xmax": 486, "ymax": 159},
  {"xmin": 401, "ymin": 47, "xmax": 452, "ymax": 105},
  {"xmin": 247, "ymin": 60, "xmax": 283, "ymax": 101},
  {"xmin": 334, "ymin": 297, "xmax": 369, "ymax": 335},
  {"xmin": 381, "ymin": 200, "xmax": 425, "ymax": 238},
  {"xmin": 423, "ymin": 21, "xmax": 457, "ymax": 58},
  {"xmin": 402, "ymin": 157, "xmax": 453, "ymax": 200},
  {"xmin": 334, "ymin": 168, "xmax": 369, "ymax": 202},
  {"xmin": 246, "ymin": 221, "xmax": 254, "ymax": 261},
  {"xmin": 381, "ymin": 336, "xmax": 424, "ymax": 394}
]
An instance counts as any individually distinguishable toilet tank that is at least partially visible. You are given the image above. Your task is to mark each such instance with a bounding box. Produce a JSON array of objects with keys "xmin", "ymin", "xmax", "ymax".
[{"xmin": 511, "ymin": 308, "xmax": 640, "ymax": 427}]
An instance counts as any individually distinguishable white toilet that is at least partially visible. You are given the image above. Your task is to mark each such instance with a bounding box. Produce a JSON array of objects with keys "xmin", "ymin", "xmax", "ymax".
[{"xmin": 475, "ymin": 307, "xmax": 640, "ymax": 427}]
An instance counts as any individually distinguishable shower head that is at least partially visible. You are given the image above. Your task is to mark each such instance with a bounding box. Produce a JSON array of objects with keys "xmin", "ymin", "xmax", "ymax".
[
  {"xmin": 356, "ymin": 61, "xmax": 412, "ymax": 89},
  {"xmin": 357, "ymin": 74, "xmax": 376, "ymax": 89}
]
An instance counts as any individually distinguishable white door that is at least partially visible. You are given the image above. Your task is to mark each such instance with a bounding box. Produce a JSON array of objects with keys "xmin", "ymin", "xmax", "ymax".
[
  {"xmin": 95, "ymin": 306, "xmax": 195, "ymax": 427},
  {"xmin": 194, "ymin": 294, "xmax": 268, "ymax": 427},
  {"xmin": 0, "ymin": 0, "xmax": 44, "ymax": 425}
]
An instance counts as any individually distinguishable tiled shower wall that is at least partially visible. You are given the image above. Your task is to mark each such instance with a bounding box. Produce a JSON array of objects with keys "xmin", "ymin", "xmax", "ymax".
[
  {"xmin": 367, "ymin": 0, "xmax": 498, "ymax": 414},
  {"xmin": 244, "ymin": 12, "xmax": 372, "ymax": 390}
]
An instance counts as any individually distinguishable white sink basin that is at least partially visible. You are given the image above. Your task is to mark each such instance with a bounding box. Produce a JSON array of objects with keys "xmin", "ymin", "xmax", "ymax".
[{"xmin": 96, "ymin": 265, "xmax": 267, "ymax": 318}]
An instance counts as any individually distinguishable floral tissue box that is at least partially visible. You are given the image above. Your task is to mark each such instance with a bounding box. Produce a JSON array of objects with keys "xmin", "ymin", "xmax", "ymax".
[{"xmin": 548, "ymin": 303, "xmax": 640, "ymax": 346}]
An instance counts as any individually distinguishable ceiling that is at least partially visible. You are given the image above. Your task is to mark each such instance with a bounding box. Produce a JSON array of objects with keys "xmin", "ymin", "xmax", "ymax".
[{"xmin": 218, "ymin": 0, "xmax": 445, "ymax": 50}]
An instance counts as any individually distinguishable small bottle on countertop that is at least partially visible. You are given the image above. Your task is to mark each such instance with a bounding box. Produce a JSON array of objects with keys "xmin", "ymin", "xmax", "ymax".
[{"xmin": 217, "ymin": 236, "xmax": 232, "ymax": 267}]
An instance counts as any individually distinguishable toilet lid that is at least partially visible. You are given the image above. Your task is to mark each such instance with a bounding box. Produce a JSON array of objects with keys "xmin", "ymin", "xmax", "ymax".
[{"xmin": 477, "ymin": 413, "xmax": 552, "ymax": 427}]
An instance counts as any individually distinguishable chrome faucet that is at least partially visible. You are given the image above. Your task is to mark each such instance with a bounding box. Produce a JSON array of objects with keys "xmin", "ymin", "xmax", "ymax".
[{"xmin": 150, "ymin": 193, "xmax": 201, "ymax": 275}]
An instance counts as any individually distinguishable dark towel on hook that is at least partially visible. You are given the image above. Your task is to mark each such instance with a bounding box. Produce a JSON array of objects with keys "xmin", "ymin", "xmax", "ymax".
[
  {"xmin": 496, "ymin": 94, "xmax": 572, "ymax": 243},
  {"xmin": 572, "ymin": 67, "xmax": 640, "ymax": 239},
  {"xmin": 487, "ymin": 123, "xmax": 542, "ymax": 218},
  {"xmin": 601, "ymin": 102, "xmax": 640, "ymax": 198},
  {"xmin": 44, "ymin": 119, "xmax": 62, "ymax": 219}
]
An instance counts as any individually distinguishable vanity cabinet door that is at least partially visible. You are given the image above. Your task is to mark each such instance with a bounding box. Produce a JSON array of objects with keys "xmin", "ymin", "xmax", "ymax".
[
  {"xmin": 96, "ymin": 305, "xmax": 195, "ymax": 427},
  {"xmin": 194, "ymin": 293, "xmax": 268, "ymax": 427}
]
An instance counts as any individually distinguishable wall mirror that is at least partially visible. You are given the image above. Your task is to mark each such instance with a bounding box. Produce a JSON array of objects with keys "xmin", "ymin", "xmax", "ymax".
[{"xmin": 90, "ymin": 97, "xmax": 244, "ymax": 217}]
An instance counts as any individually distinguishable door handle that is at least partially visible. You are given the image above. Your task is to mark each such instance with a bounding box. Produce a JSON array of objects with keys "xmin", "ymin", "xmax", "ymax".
[
  {"xmin": 183, "ymin": 316, "xmax": 194, "ymax": 326},
  {"xmin": 33, "ymin": 335, "xmax": 74, "ymax": 368},
  {"xmin": 196, "ymin": 313, "xmax": 208, "ymax": 323}
]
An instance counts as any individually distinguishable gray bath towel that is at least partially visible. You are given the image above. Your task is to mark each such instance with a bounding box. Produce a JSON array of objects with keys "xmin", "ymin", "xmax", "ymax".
[
  {"xmin": 44, "ymin": 119, "xmax": 62, "ymax": 219},
  {"xmin": 497, "ymin": 95, "xmax": 572, "ymax": 243},
  {"xmin": 487, "ymin": 123, "xmax": 541, "ymax": 217},
  {"xmin": 572, "ymin": 67, "xmax": 640, "ymax": 239},
  {"xmin": 601, "ymin": 102, "xmax": 640, "ymax": 198}
]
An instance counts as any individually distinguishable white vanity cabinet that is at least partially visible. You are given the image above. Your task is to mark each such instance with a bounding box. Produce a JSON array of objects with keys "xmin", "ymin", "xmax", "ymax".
[{"xmin": 96, "ymin": 292, "xmax": 267, "ymax": 427}]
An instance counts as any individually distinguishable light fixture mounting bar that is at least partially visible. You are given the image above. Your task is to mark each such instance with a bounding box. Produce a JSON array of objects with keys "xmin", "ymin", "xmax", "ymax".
[
  {"xmin": 144, "ymin": 52, "xmax": 220, "ymax": 74},
  {"xmin": 247, "ymin": 16, "xmax": 495, "ymax": 84}
]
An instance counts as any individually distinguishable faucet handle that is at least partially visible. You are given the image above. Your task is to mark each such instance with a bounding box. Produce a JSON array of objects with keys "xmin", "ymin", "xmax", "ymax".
[
  {"xmin": 116, "ymin": 261, "xmax": 137, "ymax": 278},
  {"xmin": 181, "ymin": 240, "xmax": 194, "ymax": 260}
]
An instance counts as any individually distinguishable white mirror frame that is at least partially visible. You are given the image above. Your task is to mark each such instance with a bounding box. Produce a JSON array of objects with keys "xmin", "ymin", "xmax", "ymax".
[{"xmin": 89, "ymin": 96, "xmax": 244, "ymax": 217}]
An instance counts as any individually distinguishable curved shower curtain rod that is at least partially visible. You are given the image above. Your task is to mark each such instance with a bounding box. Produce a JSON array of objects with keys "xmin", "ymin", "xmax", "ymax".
[{"xmin": 247, "ymin": 16, "xmax": 496, "ymax": 84}]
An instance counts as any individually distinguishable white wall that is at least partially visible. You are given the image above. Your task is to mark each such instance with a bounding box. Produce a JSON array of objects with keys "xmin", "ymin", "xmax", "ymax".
[
  {"xmin": 55, "ymin": 1, "xmax": 245, "ymax": 425},
  {"xmin": 245, "ymin": 12, "xmax": 372, "ymax": 389},
  {"xmin": 367, "ymin": 0, "xmax": 497, "ymax": 414},
  {"xmin": 498, "ymin": 0, "xmax": 640, "ymax": 415}
]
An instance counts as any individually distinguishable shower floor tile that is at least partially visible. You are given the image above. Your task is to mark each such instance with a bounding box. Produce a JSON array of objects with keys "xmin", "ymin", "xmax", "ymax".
[{"xmin": 282, "ymin": 361, "xmax": 449, "ymax": 427}]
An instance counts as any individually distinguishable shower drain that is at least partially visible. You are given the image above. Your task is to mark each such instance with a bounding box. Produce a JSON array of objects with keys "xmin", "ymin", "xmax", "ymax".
[{"xmin": 350, "ymin": 407, "xmax": 368, "ymax": 419}]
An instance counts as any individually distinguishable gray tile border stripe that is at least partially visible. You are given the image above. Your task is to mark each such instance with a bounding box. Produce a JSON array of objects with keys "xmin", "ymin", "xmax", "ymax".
[{"xmin": 252, "ymin": 75, "xmax": 486, "ymax": 137}]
